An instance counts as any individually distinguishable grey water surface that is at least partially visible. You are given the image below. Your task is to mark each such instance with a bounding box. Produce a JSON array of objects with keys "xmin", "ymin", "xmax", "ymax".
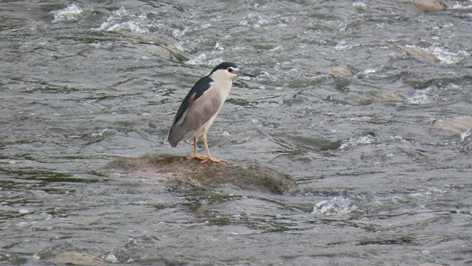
[{"xmin": 1, "ymin": 0, "xmax": 472, "ymax": 265}]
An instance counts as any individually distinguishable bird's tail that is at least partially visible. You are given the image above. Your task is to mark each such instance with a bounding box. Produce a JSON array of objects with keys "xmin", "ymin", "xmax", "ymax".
[{"xmin": 167, "ymin": 124, "xmax": 191, "ymax": 147}]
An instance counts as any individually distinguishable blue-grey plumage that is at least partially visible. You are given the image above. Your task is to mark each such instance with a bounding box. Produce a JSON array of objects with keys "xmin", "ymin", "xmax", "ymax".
[{"xmin": 168, "ymin": 62, "xmax": 239, "ymax": 163}]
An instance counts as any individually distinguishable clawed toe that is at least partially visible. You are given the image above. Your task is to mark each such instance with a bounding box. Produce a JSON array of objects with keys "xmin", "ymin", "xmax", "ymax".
[
  {"xmin": 185, "ymin": 135, "xmax": 227, "ymax": 164},
  {"xmin": 200, "ymin": 157, "xmax": 227, "ymax": 164},
  {"xmin": 186, "ymin": 155, "xmax": 208, "ymax": 161},
  {"xmin": 187, "ymin": 155, "xmax": 227, "ymax": 163}
]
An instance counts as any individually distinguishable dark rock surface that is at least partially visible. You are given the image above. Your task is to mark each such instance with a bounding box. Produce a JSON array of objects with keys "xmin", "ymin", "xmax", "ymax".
[{"xmin": 103, "ymin": 154, "xmax": 299, "ymax": 195}]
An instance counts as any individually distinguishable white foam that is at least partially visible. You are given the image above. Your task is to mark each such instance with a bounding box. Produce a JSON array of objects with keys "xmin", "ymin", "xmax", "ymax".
[
  {"xmin": 51, "ymin": 4, "xmax": 84, "ymax": 23},
  {"xmin": 339, "ymin": 135, "xmax": 377, "ymax": 150},
  {"xmin": 460, "ymin": 130, "xmax": 472, "ymax": 142},
  {"xmin": 361, "ymin": 68, "xmax": 377, "ymax": 75},
  {"xmin": 186, "ymin": 53, "xmax": 223, "ymax": 67},
  {"xmin": 425, "ymin": 46, "xmax": 470, "ymax": 65},
  {"xmin": 312, "ymin": 197, "xmax": 358, "ymax": 215},
  {"xmin": 96, "ymin": 6, "xmax": 150, "ymax": 34},
  {"xmin": 451, "ymin": 2, "xmax": 472, "ymax": 10},
  {"xmin": 407, "ymin": 89, "xmax": 435, "ymax": 105},
  {"xmin": 352, "ymin": 2, "xmax": 368, "ymax": 8},
  {"xmin": 239, "ymin": 13, "xmax": 270, "ymax": 29},
  {"xmin": 103, "ymin": 251, "xmax": 119, "ymax": 263},
  {"xmin": 18, "ymin": 209, "xmax": 30, "ymax": 214},
  {"xmin": 334, "ymin": 40, "xmax": 352, "ymax": 50}
]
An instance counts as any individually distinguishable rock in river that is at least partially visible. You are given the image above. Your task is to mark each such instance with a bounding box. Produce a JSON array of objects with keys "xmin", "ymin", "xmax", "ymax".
[
  {"xmin": 329, "ymin": 67, "xmax": 353, "ymax": 77},
  {"xmin": 103, "ymin": 154, "xmax": 299, "ymax": 195},
  {"xmin": 435, "ymin": 116, "xmax": 472, "ymax": 134},
  {"xmin": 412, "ymin": 0, "xmax": 446, "ymax": 12},
  {"xmin": 396, "ymin": 45, "xmax": 440, "ymax": 64}
]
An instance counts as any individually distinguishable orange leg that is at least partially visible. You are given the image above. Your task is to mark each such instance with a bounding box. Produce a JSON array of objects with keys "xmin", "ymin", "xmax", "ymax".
[
  {"xmin": 200, "ymin": 131, "xmax": 227, "ymax": 164},
  {"xmin": 186, "ymin": 137, "xmax": 207, "ymax": 161}
]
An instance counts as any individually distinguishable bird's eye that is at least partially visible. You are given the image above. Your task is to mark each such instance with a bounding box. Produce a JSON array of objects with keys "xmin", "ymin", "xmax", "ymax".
[{"xmin": 227, "ymin": 67, "xmax": 233, "ymax": 73}]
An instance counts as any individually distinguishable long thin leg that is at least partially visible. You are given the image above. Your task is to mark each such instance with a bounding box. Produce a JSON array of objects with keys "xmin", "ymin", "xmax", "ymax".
[
  {"xmin": 186, "ymin": 137, "xmax": 207, "ymax": 161},
  {"xmin": 192, "ymin": 137, "xmax": 198, "ymax": 156},
  {"xmin": 200, "ymin": 131, "xmax": 227, "ymax": 164}
]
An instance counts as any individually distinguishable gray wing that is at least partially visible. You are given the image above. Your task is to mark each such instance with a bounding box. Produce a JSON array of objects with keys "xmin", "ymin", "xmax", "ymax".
[{"xmin": 168, "ymin": 81, "xmax": 222, "ymax": 147}]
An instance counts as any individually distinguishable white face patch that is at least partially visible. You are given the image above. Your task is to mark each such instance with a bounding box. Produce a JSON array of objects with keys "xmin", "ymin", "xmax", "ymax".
[{"xmin": 211, "ymin": 69, "xmax": 238, "ymax": 81}]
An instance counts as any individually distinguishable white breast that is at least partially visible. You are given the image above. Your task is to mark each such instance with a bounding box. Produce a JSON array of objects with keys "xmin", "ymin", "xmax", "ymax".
[{"xmin": 202, "ymin": 79, "xmax": 233, "ymax": 131}]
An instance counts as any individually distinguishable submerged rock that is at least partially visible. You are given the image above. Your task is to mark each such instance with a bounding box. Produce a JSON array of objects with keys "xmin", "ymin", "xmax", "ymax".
[
  {"xmin": 55, "ymin": 252, "xmax": 104, "ymax": 265},
  {"xmin": 360, "ymin": 91, "xmax": 406, "ymax": 105},
  {"xmin": 396, "ymin": 45, "xmax": 440, "ymax": 63},
  {"xmin": 103, "ymin": 154, "xmax": 298, "ymax": 194},
  {"xmin": 329, "ymin": 67, "xmax": 353, "ymax": 77},
  {"xmin": 373, "ymin": 92, "xmax": 406, "ymax": 102},
  {"xmin": 435, "ymin": 116, "xmax": 472, "ymax": 134},
  {"xmin": 0, "ymin": 252, "xmax": 25, "ymax": 265},
  {"xmin": 412, "ymin": 0, "xmax": 446, "ymax": 12}
]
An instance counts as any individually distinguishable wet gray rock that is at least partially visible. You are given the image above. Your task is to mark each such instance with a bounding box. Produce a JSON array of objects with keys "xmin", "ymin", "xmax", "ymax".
[
  {"xmin": 329, "ymin": 67, "xmax": 353, "ymax": 77},
  {"xmin": 412, "ymin": 0, "xmax": 446, "ymax": 12},
  {"xmin": 103, "ymin": 154, "xmax": 299, "ymax": 195},
  {"xmin": 435, "ymin": 116, "xmax": 472, "ymax": 134},
  {"xmin": 0, "ymin": 252, "xmax": 26, "ymax": 265},
  {"xmin": 396, "ymin": 45, "xmax": 440, "ymax": 63},
  {"xmin": 55, "ymin": 252, "xmax": 105, "ymax": 265}
]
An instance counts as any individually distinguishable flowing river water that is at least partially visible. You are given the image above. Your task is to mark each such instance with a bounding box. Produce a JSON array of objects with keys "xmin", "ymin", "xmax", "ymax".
[{"xmin": 1, "ymin": 0, "xmax": 472, "ymax": 265}]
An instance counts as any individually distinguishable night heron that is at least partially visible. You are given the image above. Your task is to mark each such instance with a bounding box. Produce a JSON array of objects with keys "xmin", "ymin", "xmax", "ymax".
[{"xmin": 167, "ymin": 62, "xmax": 239, "ymax": 163}]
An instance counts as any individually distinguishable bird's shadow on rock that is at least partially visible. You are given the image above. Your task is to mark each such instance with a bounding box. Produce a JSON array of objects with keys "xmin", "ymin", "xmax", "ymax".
[{"xmin": 103, "ymin": 153, "xmax": 299, "ymax": 195}]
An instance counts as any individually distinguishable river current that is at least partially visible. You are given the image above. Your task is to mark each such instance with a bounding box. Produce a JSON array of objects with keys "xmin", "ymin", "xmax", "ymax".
[{"xmin": 1, "ymin": 0, "xmax": 472, "ymax": 265}]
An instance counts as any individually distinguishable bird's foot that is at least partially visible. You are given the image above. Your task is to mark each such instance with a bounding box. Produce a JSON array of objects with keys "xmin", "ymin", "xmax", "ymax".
[
  {"xmin": 200, "ymin": 157, "xmax": 227, "ymax": 164},
  {"xmin": 186, "ymin": 155, "xmax": 208, "ymax": 161}
]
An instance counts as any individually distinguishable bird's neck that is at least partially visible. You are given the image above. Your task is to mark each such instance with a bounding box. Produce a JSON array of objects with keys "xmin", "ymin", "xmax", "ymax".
[
  {"xmin": 215, "ymin": 79, "xmax": 233, "ymax": 102},
  {"xmin": 210, "ymin": 72, "xmax": 234, "ymax": 100}
]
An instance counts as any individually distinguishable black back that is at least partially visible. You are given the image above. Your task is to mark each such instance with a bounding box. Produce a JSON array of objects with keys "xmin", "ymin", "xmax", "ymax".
[{"xmin": 172, "ymin": 76, "xmax": 212, "ymax": 125}]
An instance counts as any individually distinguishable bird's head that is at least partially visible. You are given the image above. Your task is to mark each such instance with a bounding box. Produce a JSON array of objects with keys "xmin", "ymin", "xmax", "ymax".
[{"xmin": 209, "ymin": 62, "xmax": 239, "ymax": 81}]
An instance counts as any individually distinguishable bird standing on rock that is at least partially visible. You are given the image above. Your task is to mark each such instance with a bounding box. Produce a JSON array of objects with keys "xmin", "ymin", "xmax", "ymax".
[{"xmin": 167, "ymin": 62, "xmax": 239, "ymax": 163}]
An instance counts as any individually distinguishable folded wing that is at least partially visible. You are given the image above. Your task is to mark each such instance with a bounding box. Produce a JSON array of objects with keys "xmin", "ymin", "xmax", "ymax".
[{"xmin": 168, "ymin": 77, "xmax": 221, "ymax": 147}]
